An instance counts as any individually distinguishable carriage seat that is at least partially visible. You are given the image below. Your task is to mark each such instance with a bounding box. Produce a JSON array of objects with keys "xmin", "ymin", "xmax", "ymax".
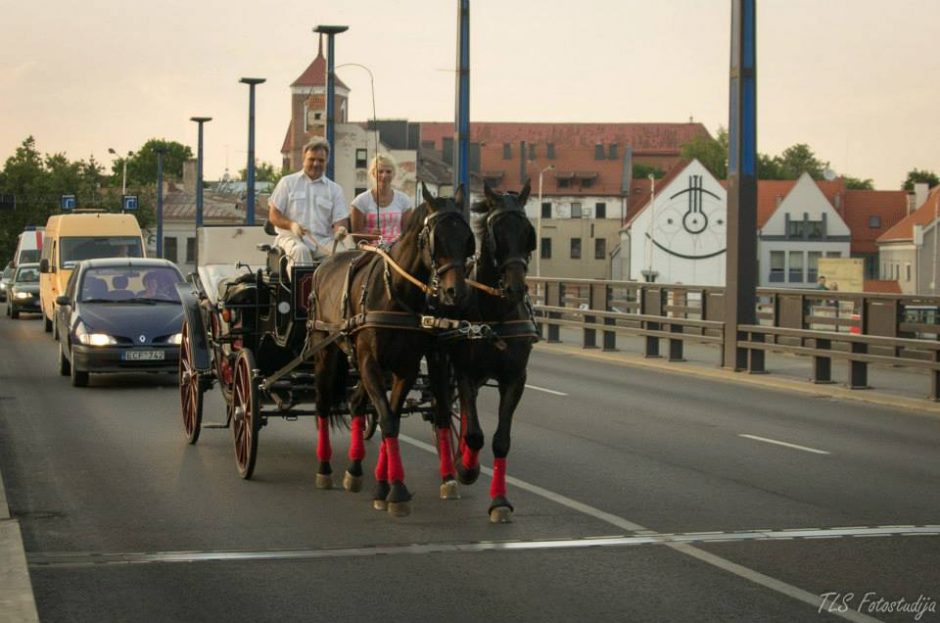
[{"xmin": 195, "ymin": 225, "xmax": 271, "ymax": 305}]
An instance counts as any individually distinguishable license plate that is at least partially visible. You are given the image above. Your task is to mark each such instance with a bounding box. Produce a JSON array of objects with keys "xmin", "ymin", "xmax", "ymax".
[{"xmin": 122, "ymin": 350, "xmax": 166, "ymax": 361}]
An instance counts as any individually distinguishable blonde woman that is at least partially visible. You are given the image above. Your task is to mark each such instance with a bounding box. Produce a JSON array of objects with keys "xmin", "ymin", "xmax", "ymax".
[{"xmin": 350, "ymin": 154, "xmax": 413, "ymax": 244}]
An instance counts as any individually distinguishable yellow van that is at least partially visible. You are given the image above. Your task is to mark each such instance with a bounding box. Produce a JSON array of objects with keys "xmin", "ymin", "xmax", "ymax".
[{"xmin": 39, "ymin": 212, "xmax": 146, "ymax": 333}]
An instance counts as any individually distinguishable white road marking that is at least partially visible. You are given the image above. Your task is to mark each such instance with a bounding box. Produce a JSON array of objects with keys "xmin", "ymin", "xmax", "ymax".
[
  {"xmin": 525, "ymin": 384, "xmax": 567, "ymax": 396},
  {"xmin": 739, "ymin": 434, "xmax": 831, "ymax": 455}
]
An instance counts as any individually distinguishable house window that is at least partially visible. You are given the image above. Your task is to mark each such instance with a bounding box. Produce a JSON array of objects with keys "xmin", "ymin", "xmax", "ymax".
[
  {"xmin": 595, "ymin": 202, "xmax": 606, "ymax": 219},
  {"xmin": 541, "ymin": 238, "xmax": 552, "ymax": 259},
  {"xmin": 541, "ymin": 202, "xmax": 552, "ymax": 218},
  {"xmin": 582, "ymin": 178, "xmax": 594, "ymax": 189},
  {"xmin": 570, "ymin": 238, "xmax": 581, "ymax": 259},
  {"xmin": 807, "ymin": 251, "xmax": 821, "ymax": 282},
  {"xmin": 164, "ymin": 237, "xmax": 178, "ymax": 264},
  {"xmin": 558, "ymin": 178, "xmax": 570, "ymax": 189},
  {"xmin": 594, "ymin": 238, "xmax": 606, "ymax": 259},
  {"xmin": 869, "ymin": 215, "xmax": 882, "ymax": 228},
  {"xmin": 186, "ymin": 237, "xmax": 196, "ymax": 264},
  {"xmin": 528, "ymin": 144, "xmax": 536, "ymax": 161},
  {"xmin": 355, "ymin": 149, "xmax": 368, "ymax": 169},
  {"xmin": 788, "ymin": 251, "xmax": 804, "ymax": 282},
  {"xmin": 769, "ymin": 251, "xmax": 785, "ymax": 282},
  {"xmin": 547, "ymin": 143, "xmax": 556, "ymax": 160},
  {"xmin": 570, "ymin": 203, "xmax": 582, "ymax": 218},
  {"xmin": 503, "ymin": 143, "xmax": 512, "ymax": 160},
  {"xmin": 608, "ymin": 144, "xmax": 618, "ymax": 160},
  {"xmin": 594, "ymin": 144, "xmax": 604, "ymax": 160},
  {"xmin": 906, "ymin": 263, "xmax": 911, "ymax": 281}
]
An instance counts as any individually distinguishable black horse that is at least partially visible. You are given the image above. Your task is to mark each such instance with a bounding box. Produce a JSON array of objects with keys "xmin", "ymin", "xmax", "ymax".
[
  {"xmin": 308, "ymin": 184, "xmax": 474, "ymax": 517},
  {"xmin": 438, "ymin": 182, "xmax": 538, "ymax": 522}
]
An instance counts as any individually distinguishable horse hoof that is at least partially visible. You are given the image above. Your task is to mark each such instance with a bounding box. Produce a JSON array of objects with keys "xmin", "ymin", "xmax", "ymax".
[
  {"xmin": 456, "ymin": 462, "xmax": 480, "ymax": 485},
  {"xmin": 372, "ymin": 499, "xmax": 388, "ymax": 511},
  {"xmin": 489, "ymin": 506, "xmax": 513, "ymax": 524},
  {"xmin": 387, "ymin": 501, "xmax": 411, "ymax": 518},
  {"xmin": 343, "ymin": 471, "xmax": 362, "ymax": 493},
  {"xmin": 316, "ymin": 473, "xmax": 333, "ymax": 490},
  {"xmin": 439, "ymin": 479, "xmax": 460, "ymax": 500}
]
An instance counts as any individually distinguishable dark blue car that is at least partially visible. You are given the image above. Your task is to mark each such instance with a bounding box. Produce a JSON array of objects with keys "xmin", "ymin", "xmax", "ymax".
[{"xmin": 54, "ymin": 258, "xmax": 185, "ymax": 387}]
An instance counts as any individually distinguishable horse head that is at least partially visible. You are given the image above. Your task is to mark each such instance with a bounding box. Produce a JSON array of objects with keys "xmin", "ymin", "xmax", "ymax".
[
  {"xmin": 416, "ymin": 183, "xmax": 475, "ymax": 309},
  {"xmin": 472, "ymin": 181, "xmax": 534, "ymax": 303}
]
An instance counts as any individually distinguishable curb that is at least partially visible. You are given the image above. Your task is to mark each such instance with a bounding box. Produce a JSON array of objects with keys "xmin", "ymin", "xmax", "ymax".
[{"xmin": 0, "ymin": 441, "xmax": 40, "ymax": 622}]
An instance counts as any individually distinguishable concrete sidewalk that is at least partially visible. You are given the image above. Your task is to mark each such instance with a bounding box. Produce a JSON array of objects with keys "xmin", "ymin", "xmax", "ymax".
[
  {"xmin": 0, "ymin": 465, "xmax": 39, "ymax": 622},
  {"xmin": 536, "ymin": 330, "xmax": 940, "ymax": 417}
]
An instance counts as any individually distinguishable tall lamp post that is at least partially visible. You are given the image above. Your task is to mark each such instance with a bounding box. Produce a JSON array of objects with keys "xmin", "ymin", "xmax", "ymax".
[
  {"xmin": 337, "ymin": 63, "xmax": 379, "ymax": 162},
  {"xmin": 240, "ymin": 78, "xmax": 266, "ymax": 226},
  {"xmin": 190, "ymin": 117, "xmax": 212, "ymax": 227},
  {"xmin": 535, "ymin": 164, "xmax": 554, "ymax": 278},
  {"xmin": 107, "ymin": 147, "xmax": 132, "ymax": 196},
  {"xmin": 155, "ymin": 146, "xmax": 166, "ymax": 258},
  {"xmin": 314, "ymin": 25, "xmax": 348, "ymax": 181}
]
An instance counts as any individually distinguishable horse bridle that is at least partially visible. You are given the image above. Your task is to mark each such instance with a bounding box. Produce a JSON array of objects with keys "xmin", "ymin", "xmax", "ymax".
[
  {"xmin": 483, "ymin": 203, "xmax": 532, "ymax": 274},
  {"xmin": 418, "ymin": 208, "xmax": 471, "ymax": 297}
]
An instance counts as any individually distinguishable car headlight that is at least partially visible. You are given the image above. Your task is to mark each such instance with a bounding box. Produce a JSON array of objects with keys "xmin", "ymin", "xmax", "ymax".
[
  {"xmin": 167, "ymin": 332, "xmax": 183, "ymax": 345},
  {"xmin": 78, "ymin": 333, "xmax": 118, "ymax": 346},
  {"xmin": 14, "ymin": 291, "xmax": 31, "ymax": 299}
]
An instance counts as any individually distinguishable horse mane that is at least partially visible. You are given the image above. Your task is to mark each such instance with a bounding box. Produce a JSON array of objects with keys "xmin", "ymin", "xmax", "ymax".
[{"xmin": 396, "ymin": 199, "xmax": 431, "ymax": 246}]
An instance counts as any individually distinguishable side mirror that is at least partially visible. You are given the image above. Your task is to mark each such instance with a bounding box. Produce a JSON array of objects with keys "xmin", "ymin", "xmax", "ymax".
[
  {"xmin": 55, "ymin": 295, "xmax": 70, "ymax": 306},
  {"xmin": 39, "ymin": 258, "xmax": 49, "ymax": 273}
]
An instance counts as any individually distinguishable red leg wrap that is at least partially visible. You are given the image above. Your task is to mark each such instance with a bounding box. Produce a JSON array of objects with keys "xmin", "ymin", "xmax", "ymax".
[
  {"xmin": 462, "ymin": 446, "xmax": 480, "ymax": 471},
  {"xmin": 317, "ymin": 417, "xmax": 331, "ymax": 462},
  {"xmin": 490, "ymin": 458, "xmax": 507, "ymax": 499},
  {"xmin": 374, "ymin": 438, "xmax": 388, "ymax": 481},
  {"xmin": 385, "ymin": 438, "xmax": 405, "ymax": 482},
  {"xmin": 437, "ymin": 428, "xmax": 455, "ymax": 477},
  {"xmin": 348, "ymin": 416, "xmax": 365, "ymax": 462}
]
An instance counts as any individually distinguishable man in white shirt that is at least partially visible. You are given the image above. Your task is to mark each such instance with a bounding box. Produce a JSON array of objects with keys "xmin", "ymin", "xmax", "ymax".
[{"xmin": 268, "ymin": 138, "xmax": 351, "ymax": 267}]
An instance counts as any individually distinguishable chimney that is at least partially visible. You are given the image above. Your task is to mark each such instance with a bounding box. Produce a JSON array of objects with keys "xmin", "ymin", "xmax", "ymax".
[
  {"xmin": 183, "ymin": 159, "xmax": 197, "ymax": 193},
  {"xmin": 914, "ymin": 182, "xmax": 929, "ymax": 213}
]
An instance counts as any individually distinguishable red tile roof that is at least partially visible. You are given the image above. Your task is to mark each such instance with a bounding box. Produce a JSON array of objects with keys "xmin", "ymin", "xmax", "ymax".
[
  {"xmin": 624, "ymin": 160, "xmax": 692, "ymax": 226},
  {"xmin": 864, "ymin": 279, "xmax": 902, "ymax": 294},
  {"xmin": 878, "ymin": 185, "xmax": 940, "ymax": 242},
  {"xmin": 291, "ymin": 36, "xmax": 348, "ymax": 89},
  {"xmin": 843, "ymin": 189, "xmax": 908, "ymax": 254}
]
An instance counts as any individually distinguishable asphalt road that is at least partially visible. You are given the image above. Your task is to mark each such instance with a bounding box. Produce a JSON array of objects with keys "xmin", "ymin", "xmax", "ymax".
[{"xmin": 1, "ymin": 307, "xmax": 939, "ymax": 623}]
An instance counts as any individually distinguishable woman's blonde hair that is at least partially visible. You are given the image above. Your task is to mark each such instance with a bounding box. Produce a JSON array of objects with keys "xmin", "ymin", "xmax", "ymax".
[{"xmin": 369, "ymin": 153, "xmax": 398, "ymax": 185}]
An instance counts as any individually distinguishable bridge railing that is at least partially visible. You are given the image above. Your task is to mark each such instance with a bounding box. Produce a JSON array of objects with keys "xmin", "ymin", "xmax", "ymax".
[{"xmin": 528, "ymin": 278, "xmax": 940, "ymax": 401}]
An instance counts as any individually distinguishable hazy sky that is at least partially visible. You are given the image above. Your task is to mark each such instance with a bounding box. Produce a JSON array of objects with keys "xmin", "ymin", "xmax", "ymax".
[{"xmin": 2, "ymin": 0, "xmax": 937, "ymax": 190}]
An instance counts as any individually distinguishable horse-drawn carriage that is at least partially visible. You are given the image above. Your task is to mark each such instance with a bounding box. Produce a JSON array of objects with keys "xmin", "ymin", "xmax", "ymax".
[{"xmin": 176, "ymin": 184, "xmax": 539, "ymax": 522}]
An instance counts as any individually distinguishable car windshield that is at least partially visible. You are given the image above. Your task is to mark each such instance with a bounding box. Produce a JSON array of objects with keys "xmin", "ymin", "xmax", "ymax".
[
  {"xmin": 59, "ymin": 237, "xmax": 143, "ymax": 269},
  {"xmin": 80, "ymin": 266, "xmax": 183, "ymax": 303},
  {"xmin": 14, "ymin": 267, "xmax": 39, "ymax": 283},
  {"xmin": 18, "ymin": 250, "xmax": 40, "ymax": 263}
]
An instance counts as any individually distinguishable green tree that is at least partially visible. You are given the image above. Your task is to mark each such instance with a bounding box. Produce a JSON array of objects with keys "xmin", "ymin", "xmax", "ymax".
[
  {"xmin": 775, "ymin": 143, "xmax": 829, "ymax": 179},
  {"xmin": 117, "ymin": 139, "xmax": 192, "ymax": 188},
  {"xmin": 901, "ymin": 168, "xmax": 939, "ymax": 191},
  {"xmin": 843, "ymin": 176, "xmax": 874, "ymax": 190},
  {"xmin": 238, "ymin": 161, "xmax": 284, "ymax": 184},
  {"xmin": 632, "ymin": 164, "xmax": 665, "ymax": 180},
  {"xmin": 757, "ymin": 153, "xmax": 784, "ymax": 179},
  {"xmin": 680, "ymin": 127, "xmax": 727, "ymax": 179}
]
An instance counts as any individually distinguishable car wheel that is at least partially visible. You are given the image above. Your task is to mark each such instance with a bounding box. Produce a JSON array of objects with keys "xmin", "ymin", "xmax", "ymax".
[
  {"xmin": 70, "ymin": 359, "xmax": 89, "ymax": 387},
  {"xmin": 58, "ymin": 341, "xmax": 71, "ymax": 376},
  {"xmin": 11, "ymin": 306, "xmax": 19, "ymax": 320}
]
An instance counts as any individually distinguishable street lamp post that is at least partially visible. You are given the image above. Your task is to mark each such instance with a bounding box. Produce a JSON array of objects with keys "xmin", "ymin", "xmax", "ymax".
[
  {"xmin": 155, "ymin": 147, "xmax": 166, "ymax": 258},
  {"xmin": 190, "ymin": 117, "xmax": 212, "ymax": 227},
  {"xmin": 337, "ymin": 63, "xmax": 379, "ymax": 163},
  {"xmin": 107, "ymin": 147, "xmax": 132, "ymax": 196},
  {"xmin": 314, "ymin": 25, "xmax": 348, "ymax": 181},
  {"xmin": 536, "ymin": 164, "xmax": 554, "ymax": 278},
  {"xmin": 240, "ymin": 78, "xmax": 266, "ymax": 226},
  {"xmin": 643, "ymin": 174, "xmax": 656, "ymax": 282}
]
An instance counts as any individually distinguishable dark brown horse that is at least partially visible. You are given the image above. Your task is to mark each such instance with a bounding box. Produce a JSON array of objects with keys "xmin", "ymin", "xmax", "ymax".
[
  {"xmin": 437, "ymin": 182, "xmax": 538, "ymax": 522},
  {"xmin": 308, "ymin": 184, "xmax": 474, "ymax": 517}
]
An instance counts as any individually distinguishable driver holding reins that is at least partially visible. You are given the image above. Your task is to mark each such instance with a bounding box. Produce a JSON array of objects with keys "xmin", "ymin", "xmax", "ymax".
[{"xmin": 268, "ymin": 138, "xmax": 353, "ymax": 269}]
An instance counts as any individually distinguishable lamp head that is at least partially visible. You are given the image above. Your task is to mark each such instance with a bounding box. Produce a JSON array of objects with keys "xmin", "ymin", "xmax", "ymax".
[{"xmin": 314, "ymin": 25, "xmax": 349, "ymax": 35}]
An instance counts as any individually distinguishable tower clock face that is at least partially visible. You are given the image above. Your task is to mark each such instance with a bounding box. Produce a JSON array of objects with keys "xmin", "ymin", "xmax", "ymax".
[{"xmin": 648, "ymin": 174, "xmax": 725, "ymax": 260}]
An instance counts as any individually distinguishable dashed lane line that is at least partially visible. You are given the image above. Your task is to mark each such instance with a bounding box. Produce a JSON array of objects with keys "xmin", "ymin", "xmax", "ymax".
[{"xmin": 739, "ymin": 433, "xmax": 832, "ymax": 455}]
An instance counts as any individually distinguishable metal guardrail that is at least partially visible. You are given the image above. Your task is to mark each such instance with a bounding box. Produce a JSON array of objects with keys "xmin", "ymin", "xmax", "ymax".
[{"xmin": 528, "ymin": 277, "xmax": 940, "ymax": 401}]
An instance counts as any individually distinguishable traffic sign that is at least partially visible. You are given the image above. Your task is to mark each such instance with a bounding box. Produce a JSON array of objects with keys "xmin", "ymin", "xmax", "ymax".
[
  {"xmin": 61, "ymin": 194, "xmax": 76, "ymax": 211},
  {"xmin": 122, "ymin": 195, "xmax": 138, "ymax": 212}
]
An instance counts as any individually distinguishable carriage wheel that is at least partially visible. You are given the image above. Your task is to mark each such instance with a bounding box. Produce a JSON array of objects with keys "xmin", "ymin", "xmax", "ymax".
[
  {"xmin": 232, "ymin": 348, "xmax": 261, "ymax": 479},
  {"xmin": 179, "ymin": 318, "xmax": 203, "ymax": 445}
]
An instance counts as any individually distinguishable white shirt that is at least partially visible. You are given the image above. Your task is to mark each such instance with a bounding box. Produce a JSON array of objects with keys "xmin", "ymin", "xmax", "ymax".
[{"xmin": 269, "ymin": 170, "xmax": 349, "ymax": 248}]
